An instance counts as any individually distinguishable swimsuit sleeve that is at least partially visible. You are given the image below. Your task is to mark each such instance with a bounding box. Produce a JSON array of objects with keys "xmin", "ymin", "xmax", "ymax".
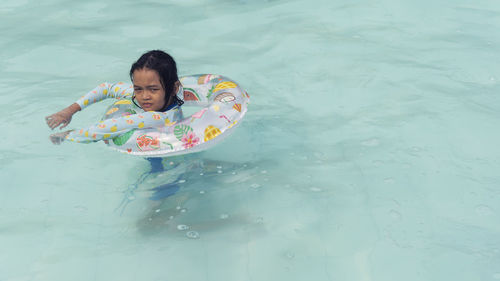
[
  {"xmin": 65, "ymin": 108, "xmax": 183, "ymax": 143},
  {"xmin": 76, "ymin": 82, "xmax": 134, "ymax": 110}
]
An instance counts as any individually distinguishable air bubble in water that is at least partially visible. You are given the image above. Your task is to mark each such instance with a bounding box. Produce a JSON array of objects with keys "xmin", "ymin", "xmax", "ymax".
[
  {"xmin": 186, "ymin": 231, "xmax": 200, "ymax": 239},
  {"xmin": 178, "ymin": 179, "xmax": 186, "ymax": 183},
  {"xmin": 389, "ymin": 209, "xmax": 401, "ymax": 220},
  {"xmin": 200, "ymin": 190, "xmax": 205, "ymax": 194},
  {"xmin": 177, "ymin": 224, "xmax": 189, "ymax": 230},
  {"xmin": 251, "ymin": 183, "xmax": 261, "ymax": 188},
  {"xmin": 220, "ymin": 214, "xmax": 229, "ymax": 219},
  {"xmin": 74, "ymin": 205, "xmax": 88, "ymax": 212},
  {"xmin": 155, "ymin": 209, "xmax": 161, "ymax": 213},
  {"xmin": 361, "ymin": 138, "xmax": 379, "ymax": 147},
  {"xmin": 475, "ymin": 205, "xmax": 493, "ymax": 216},
  {"xmin": 384, "ymin": 178, "xmax": 395, "ymax": 184}
]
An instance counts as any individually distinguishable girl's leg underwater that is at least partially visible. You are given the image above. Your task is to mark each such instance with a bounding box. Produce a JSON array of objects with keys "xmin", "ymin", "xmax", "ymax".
[
  {"xmin": 147, "ymin": 157, "xmax": 181, "ymax": 201},
  {"xmin": 148, "ymin": 157, "xmax": 164, "ymax": 173}
]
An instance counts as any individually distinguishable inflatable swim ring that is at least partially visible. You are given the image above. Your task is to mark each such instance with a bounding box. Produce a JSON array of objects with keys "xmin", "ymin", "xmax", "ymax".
[{"xmin": 102, "ymin": 74, "xmax": 249, "ymax": 157}]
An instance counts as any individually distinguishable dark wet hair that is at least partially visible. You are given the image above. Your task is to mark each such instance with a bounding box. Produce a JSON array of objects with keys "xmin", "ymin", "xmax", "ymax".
[{"xmin": 130, "ymin": 50, "xmax": 183, "ymax": 111}]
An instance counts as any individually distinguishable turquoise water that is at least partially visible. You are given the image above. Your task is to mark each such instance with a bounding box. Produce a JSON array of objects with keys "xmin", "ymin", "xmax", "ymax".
[{"xmin": 1, "ymin": 0, "xmax": 500, "ymax": 280}]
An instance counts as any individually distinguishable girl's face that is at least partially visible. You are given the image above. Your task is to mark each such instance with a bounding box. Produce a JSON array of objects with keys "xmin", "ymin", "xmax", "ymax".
[{"xmin": 132, "ymin": 68, "xmax": 166, "ymax": 112}]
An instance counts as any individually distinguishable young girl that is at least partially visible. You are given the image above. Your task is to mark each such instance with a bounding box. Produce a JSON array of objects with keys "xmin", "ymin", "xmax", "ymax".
[{"xmin": 46, "ymin": 50, "xmax": 184, "ymax": 145}]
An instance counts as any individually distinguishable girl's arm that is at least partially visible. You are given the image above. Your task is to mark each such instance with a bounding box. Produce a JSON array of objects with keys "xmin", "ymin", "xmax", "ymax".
[
  {"xmin": 57, "ymin": 109, "xmax": 181, "ymax": 144},
  {"xmin": 45, "ymin": 102, "xmax": 81, "ymax": 129},
  {"xmin": 45, "ymin": 82, "xmax": 133, "ymax": 130}
]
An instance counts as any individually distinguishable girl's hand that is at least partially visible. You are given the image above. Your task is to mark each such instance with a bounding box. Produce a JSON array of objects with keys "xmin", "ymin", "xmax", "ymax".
[
  {"xmin": 45, "ymin": 103, "xmax": 81, "ymax": 130},
  {"xmin": 49, "ymin": 130, "xmax": 73, "ymax": 145}
]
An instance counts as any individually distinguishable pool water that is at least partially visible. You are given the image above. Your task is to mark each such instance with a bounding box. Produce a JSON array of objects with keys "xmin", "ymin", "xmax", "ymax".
[{"xmin": 1, "ymin": 0, "xmax": 500, "ymax": 280}]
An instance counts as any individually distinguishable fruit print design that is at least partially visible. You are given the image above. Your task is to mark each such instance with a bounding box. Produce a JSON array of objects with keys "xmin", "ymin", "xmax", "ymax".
[
  {"xmin": 165, "ymin": 118, "xmax": 176, "ymax": 126},
  {"xmin": 213, "ymin": 81, "xmax": 237, "ymax": 92},
  {"xmin": 214, "ymin": 92, "xmax": 236, "ymax": 103},
  {"xmin": 197, "ymin": 74, "xmax": 220, "ymax": 85},
  {"xmin": 204, "ymin": 125, "xmax": 221, "ymax": 142},
  {"xmin": 136, "ymin": 133, "xmax": 160, "ymax": 151},
  {"xmin": 233, "ymin": 103, "xmax": 242, "ymax": 112},
  {"xmin": 207, "ymin": 81, "xmax": 237, "ymax": 99},
  {"xmin": 183, "ymin": 88, "xmax": 201, "ymax": 101},
  {"xmin": 106, "ymin": 107, "xmax": 119, "ymax": 115},
  {"xmin": 114, "ymin": 100, "xmax": 132, "ymax": 105}
]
